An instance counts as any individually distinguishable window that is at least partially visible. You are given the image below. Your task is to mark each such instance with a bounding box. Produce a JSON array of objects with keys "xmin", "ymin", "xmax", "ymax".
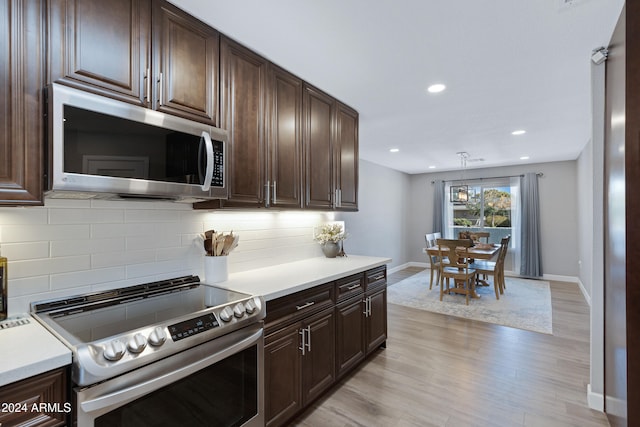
[{"xmin": 447, "ymin": 180, "xmax": 514, "ymax": 245}]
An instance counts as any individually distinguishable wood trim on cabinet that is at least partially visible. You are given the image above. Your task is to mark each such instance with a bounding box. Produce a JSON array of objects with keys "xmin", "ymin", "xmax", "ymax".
[{"xmin": 0, "ymin": 0, "xmax": 45, "ymax": 205}]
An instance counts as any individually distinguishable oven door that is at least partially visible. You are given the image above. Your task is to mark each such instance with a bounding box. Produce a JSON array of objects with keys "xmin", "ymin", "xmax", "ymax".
[{"xmin": 75, "ymin": 323, "xmax": 263, "ymax": 427}]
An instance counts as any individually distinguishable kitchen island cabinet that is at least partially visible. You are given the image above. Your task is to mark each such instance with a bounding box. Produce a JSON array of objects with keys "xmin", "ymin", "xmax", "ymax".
[
  {"xmin": 263, "ymin": 264, "xmax": 387, "ymax": 427},
  {"xmin": 0, "ymin": 0, "xmax": 46, "ymax": 205}
]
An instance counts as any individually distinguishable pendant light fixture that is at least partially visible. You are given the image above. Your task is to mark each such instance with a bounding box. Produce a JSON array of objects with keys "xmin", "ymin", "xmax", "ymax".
[{"xmin": 450, "ymin": 152, "xmax": 469, "ymax": 204}]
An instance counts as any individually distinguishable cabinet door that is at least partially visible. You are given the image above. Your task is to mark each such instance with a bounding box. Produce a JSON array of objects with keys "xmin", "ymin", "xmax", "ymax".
[
  {"xmin": 366, "ymin": 286, "xmax": 388, "ymax": 354},
  {"xmin": 153, "ymin": 0, "xmax": 218, "ymax": 124},
  {"xmin": 335, "ymin": 102, "xmax": 359, "ymax": 211},
  {"xmin": 301, "ymin": 308, "xmax": 335, "ymax": 405},
  {"xmin": 220, "ymin": 37, "xmax": 268, "ymax": 207},
  {"xmin": 265, "ymin": 323, "xmax": 302, "ymax": 427},
  {"xmin": 267, "ymin": 65, "xmax": 303, "ymax": 208},
  {"xmin": 303, "ymin": 84, "xmax": 335, "ymax": 209},
  {"xmin": 336, "ymin": 298, "xmax": 365, "ymax": 378},
  {"xmin": 48, "ymin": 0, "xmax": 151, "ymax": 105},
  {"xmin": 0, "ymin": 368, "xmax": 68, "ymax": 427},
  {"xmin": 0, "ymin": 0, "xmax": 45, "ymax": 205}
]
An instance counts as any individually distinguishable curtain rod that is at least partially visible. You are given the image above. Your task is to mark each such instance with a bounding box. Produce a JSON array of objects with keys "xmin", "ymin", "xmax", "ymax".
[{"xmin": 431, "ymin": 172, "xmax": 543, "ymax": 184}]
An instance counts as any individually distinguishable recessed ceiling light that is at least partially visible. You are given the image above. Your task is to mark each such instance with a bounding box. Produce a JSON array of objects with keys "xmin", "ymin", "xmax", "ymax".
[
  {"xmin": 427, "ymin": 84, "xmax": 446, "ymax": 94},
  {"xmin": 511, "ymin": 130, "xmax": 526, "ymax": 135},
  {"xmin": 389, "ymin": 148, "xmax": 400, "ymax": 153},
  {"xmin": 428, "ymin": 165, "xmax": 436, "ymax": 169},
  {"xmin": 520, "ymin": 156, "xmax": 530, "ymax": 160}
]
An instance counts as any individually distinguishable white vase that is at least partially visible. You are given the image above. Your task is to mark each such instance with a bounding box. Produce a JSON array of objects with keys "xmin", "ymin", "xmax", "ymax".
[{"xmin": 204, "ymin": 255, "xmax": 228, "ymax": 283}]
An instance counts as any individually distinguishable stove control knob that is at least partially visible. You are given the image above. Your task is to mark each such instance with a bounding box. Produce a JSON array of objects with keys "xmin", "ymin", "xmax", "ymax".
[
  {"xmin": 233, "ymin": 302, "xmax": 246, "ymax": 318},
  {"xmin": 127, "ymin": 333, "xmax": 147, "ymax": 354},
  {"xmin": 104, "ymin": 340, "xmax": 126, "ymax": 361},
  {"xmin": 245, "ymin": 299, "xmax": 257, "ymax": 314},
  {"xmin": 148, "ymin": 327, "xmax": 167, "ymax": 347},
  {"xmin": 220, "ymin": 306, "xmax": 234, "ymax": 322}
]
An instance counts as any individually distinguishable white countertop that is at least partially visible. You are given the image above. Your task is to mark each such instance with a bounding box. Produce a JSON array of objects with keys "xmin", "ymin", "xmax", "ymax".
[
  {"xmin": 206, "ymin": 255, "xmax": 392, "ymax": 300},
  {"xmin": 0, "ymin": 315, "xmax": 71, "ymax": 387}
]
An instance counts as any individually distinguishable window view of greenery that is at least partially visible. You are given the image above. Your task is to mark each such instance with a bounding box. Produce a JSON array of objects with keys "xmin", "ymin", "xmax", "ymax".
[{"xmin": 451, "ymin": 185, "xmax": 512, "ymax": 244}]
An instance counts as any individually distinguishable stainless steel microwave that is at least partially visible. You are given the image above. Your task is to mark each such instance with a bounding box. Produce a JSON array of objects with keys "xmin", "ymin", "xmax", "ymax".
[{"xmin": 46, "ymin": 83, "xmax": 228, "ymax": 202}]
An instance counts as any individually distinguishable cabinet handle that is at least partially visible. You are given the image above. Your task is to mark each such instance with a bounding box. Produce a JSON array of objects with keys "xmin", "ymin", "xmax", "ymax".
[
  {"xmin": 295, "ymin": 301, "xmax": 315, "ymax": 311},
  {"xmin": 371, "ymin": 274, "xmax": 385, "ymax": 282},
  {"xmin": 347, "ymin": 283, "xmax": 361, "ymax": 291},
  {"xmin": 265, "ymin": 180, "xmax": 270, "ymax": 207},
  {"xmin": 272, "ymin": 181, "xmax": 277, "ymax": 205},
  {"xmin": 362, "ymin": 298, "xmax": 368, "ymax": 316},
  {"xmin": 157, "ymin": 72, "xmax": 163, "ymax": 105},
  {"xmin": 144, "ymin": 68, "xmax": 150, "ymax": 104},
  {"xmin": 305, "ymin": 326, "xmax": 311, "ymax": 352},
  {"xmin": 299, "ymin": 328, "xmax": 306, "ymax": 355}
]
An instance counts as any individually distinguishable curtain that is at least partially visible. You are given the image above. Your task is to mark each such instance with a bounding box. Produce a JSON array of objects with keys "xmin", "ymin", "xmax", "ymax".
[
  {"xmin": 510, "ymin": 176, "xmax": 521, "ymax": 274},
  {"xmin": 520, "ymin": 173, "xmax": 543, "ymax": 278},
  {"xmin": 432, "ymin": 180, "xmax": 445, "ymax": 235}
]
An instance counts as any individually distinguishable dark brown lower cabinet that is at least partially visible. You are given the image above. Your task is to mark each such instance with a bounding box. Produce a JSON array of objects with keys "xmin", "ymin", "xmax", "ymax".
[
  {"xmin": 336, "ymin": 296, "xmax": 365, "ymax": 377},
  {"xmin": 265, "ymin": 308, "xmax": 335, "ymax": 427},
  {"xmin": 0, "ymin": 367, "xmax": 69, "ymax": 427},
  {"xmin": 265, "ymin": 322, "xmax": 302, "ymax": 427},
  {"xmin": 265, "ymin": 267, "xmax": 387, "ymax": 427},
  {"xmin": 365, "ymin": 285, "xmax": 388, "ymax": 354}
]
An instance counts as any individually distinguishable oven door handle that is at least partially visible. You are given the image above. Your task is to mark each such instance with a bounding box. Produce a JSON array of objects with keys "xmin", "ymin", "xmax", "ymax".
[{"xmin": 78, "ymin": 325, "xmax": 263, "ymax": 415}]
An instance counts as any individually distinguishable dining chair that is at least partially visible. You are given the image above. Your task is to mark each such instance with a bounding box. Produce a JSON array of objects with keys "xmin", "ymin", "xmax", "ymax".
[
  {"xmin": 469, "ymin": 235, "xmax": 510, "ymax": 299},
  {"xmin": 473, "ymin": 231, "xmax": 490, "ymax": 243},
  {"xmin": 436, "ymin": 238, "xmax": 477, "ymax": 305},
  {"xmin": 424, "ymin": 233, "xmax": 440, "ymax": 289}
]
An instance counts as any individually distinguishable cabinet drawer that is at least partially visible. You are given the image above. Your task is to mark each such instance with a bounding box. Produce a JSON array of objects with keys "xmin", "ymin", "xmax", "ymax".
[
  {"xmin": 265, "ymin": 282, "xmax": 334, "ymax": 330},
  {"xmin": 336, "ymin": 273, "xmax": 364, "ymax": 302},
  {"xmin": 365, "ymin": 266, "xmax": 386, "ymax": 290}
]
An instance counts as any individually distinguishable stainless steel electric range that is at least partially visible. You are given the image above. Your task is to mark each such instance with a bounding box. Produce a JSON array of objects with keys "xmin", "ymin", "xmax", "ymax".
[{"xmin": 31, "ymin": 275, "xmax": 265, "ymax": 427}]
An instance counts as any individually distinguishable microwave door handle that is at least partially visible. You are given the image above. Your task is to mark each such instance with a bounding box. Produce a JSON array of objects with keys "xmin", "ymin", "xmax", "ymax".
[{"xmin": 200, "ymin": 131, "xmax": 214, "ymax": 192}]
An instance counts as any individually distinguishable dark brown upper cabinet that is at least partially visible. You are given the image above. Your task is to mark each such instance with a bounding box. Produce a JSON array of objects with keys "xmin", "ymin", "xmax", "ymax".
[
  {"xmin": 217, "ymin": 36, "xmax": 268, "ymax": 208},
  {"xmin": 335, "ymin": 103, "xmax": 359, "ymax": 211},
  {"xmin": 302, "ymin": 85, "xmax": 358, "ymax": 211},
  {"xmin": 303, "ymin": 84, "xmax": 335, "ymax": 210},
  {"xmin": 152, "ymin": 0, "xmax": 219, "ymax": 124},
  {"xmin": 48, "ymin": 0, "xmax": 219, "ymax": 125},
  {"xmin": 266, "ymin": 65, "xmax": 304, "ymax": 209},
  {"xmin": 0, "ymin": 0, "xmax": 46, "ymax": 205}
]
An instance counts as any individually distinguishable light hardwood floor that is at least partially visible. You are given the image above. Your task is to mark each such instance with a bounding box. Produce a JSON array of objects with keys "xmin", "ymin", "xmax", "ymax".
[{"xmin": 293, "ymin": 267, "xmax": 609, "ymax": 427}]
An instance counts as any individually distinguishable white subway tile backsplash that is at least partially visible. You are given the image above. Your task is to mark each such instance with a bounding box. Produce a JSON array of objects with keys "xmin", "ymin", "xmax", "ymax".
[
  {"xmin": 7, "ymin": 276, "xmax": 50, "ymax": 298},
  {"xmin": 49, "ymin": 207, "xmax": 124, "ymax": 224},
  {"xmin": 0, "ymin": 208, "xmax": 48, "ymax": 224},
  {"xmin": 50, "ymin": 267, "xmax": 126, "ymax": 291},
  {"xmin": 1, "ymin": 241, "xmax": 49, "ymax": 260},
  {"xmin": 51, "ymin": 239, "xmax": 92, "ymax": 257},
  {"xmin": 3, "ymin": 199, "xmax": 332, "ymax": 315},
  {"xmin": 10, "ymin": 256, "xmax": 91, "ymax": 280},
  {"xmin": 91, "ymin": 250, "xmax": 156, "ymax": 269},
  {"xmin": 3, "ymin": 224, "xmax": 91, "ymax": 242}
]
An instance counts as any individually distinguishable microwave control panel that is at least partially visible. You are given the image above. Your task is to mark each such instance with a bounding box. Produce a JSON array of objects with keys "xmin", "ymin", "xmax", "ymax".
[{"xmin": 212, "ymin": 141, "xmax": 224, "ymax": 187}]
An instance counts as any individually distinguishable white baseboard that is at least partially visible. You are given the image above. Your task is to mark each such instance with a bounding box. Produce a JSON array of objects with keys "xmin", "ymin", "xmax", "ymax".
[
  {"xmin": 587, "ymin": 384, "xmax": 604, "ymax": 412},
  {"xmin": 388, "ymin": 262, "xmax": 427, "ymax": 274}
]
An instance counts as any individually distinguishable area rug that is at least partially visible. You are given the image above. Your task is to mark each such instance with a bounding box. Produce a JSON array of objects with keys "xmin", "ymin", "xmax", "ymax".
[{"xmin": 387, "ymin": 270, "xmax": 553, "ymax": 334}]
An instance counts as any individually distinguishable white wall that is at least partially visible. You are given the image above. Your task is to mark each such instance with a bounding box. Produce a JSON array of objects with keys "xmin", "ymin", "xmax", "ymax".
[
  {"xmin": 335, "ymin": 159, "xmax": 411, "ymax": 271},
  {"xmin": 406, "ymin": 160, "xmax": 580, "ymax": 279}
]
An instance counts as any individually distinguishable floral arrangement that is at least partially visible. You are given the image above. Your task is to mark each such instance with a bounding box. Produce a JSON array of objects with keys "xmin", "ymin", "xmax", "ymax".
[{"xmin": 314, "ymin": 223, "xmax": 346, "ymax": 245}]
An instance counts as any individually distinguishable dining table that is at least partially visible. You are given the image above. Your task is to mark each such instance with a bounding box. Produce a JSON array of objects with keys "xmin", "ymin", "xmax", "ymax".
[{"xmin": 424, "ymin": 243, "xmax": 501, "ymax": 297}]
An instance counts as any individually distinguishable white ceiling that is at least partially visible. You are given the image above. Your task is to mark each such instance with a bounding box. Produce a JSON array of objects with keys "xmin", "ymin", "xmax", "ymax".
[{"xmin": 171, "ymin": 0, "xmax": 625, "ymax": 174}]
